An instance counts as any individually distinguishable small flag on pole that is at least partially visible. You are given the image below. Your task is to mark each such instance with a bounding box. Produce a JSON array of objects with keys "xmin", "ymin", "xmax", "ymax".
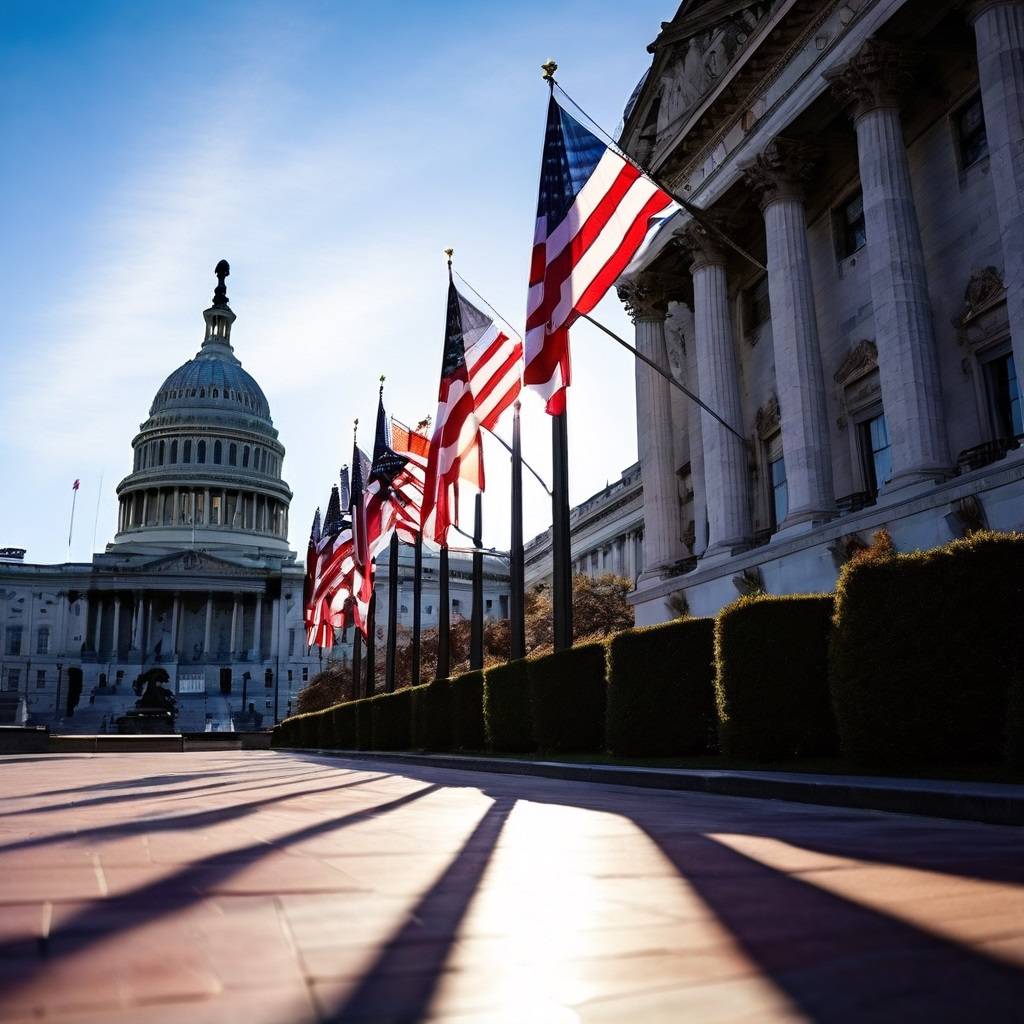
[{"xmin": 72, "ymin": 479, "xmax": 80, "ymax": 491}]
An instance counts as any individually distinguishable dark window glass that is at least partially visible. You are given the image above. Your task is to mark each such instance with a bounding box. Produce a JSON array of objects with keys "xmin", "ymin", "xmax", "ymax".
[
  {"xmin": 158, "ymin": 440, "xmax": 165, "ymax": 465},
  {"xmin": 839, "ymin": 191, "xmax": 866, "ymax": 258},
  {"xmin": 989, "ymin": 352, "xmax": 1022, "ymax": 439},
  {"xmin": 6, "ymin": 626, "xmax": 23, "ymax": 656},
  {"xmin": 243, "ymin": 446, "xmax": 250, "ymax": 468},
  {"xmin": 748, "ymin": 274, "xmax": 771, "ymax": 329},
  {"xmin": 861, "ymin": 413, "xmax": 893, "ymax": 495},
  {"xmin": 183, "ymin": 440, "xmax": 192, "ymax": 463},
  {"xmin": 958, "ymin": 94, "xmax": 988, "ymax": 168},
  {"xmin": 229, "ymin": 443, "xmax": 237, "ymax": 466},
  {"xmin": 169, "ymin": 440, "xmax": 177, "ymax": 464},
  {"xmin": 197, "ymin": 440, "xmax": 206, "ymax": 464},
  {"xmin": 769, "ymin": 456, "xmax": 788, "ymax": 528},
  {"xmin": 214, "ymin": 440, "xmax": 222, "ymax": 464}
]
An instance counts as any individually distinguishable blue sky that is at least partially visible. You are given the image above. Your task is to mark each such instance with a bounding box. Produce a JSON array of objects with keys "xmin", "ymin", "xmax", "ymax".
[{"xmin": 0, "ymin": 0, "xmax": 669, "ymax": 563}]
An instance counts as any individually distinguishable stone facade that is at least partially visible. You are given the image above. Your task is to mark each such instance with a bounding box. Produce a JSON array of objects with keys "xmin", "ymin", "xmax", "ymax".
[
  {"xmin": 0, "ymin": 269, "xmax": 321, "ymax": 730},
  {"xmin": 618, "ymin": 0, "xmax": 1024, "ymax": 623},
  {"xmin": 525, "ymin": 464, "xmax": 645, "ymax": 589}
]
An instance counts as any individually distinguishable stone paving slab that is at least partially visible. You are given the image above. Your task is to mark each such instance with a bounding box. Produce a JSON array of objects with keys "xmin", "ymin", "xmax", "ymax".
[
  {"xmin": 288, "ymin": 749, "xmax": 1024, "ymax": 826},
  {"xmin": 0, "ymin": 751, "xmax": 1022, "ymax": 1021}
]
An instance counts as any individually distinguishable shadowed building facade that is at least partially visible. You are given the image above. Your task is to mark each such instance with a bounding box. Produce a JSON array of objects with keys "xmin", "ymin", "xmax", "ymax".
[
  {"xmin": 0, "ymin": 264, "xmax": 323, "ymax": 730},
  {"xmin": 617, "ymin": 0, "xmax": 1024, "ymax": 623}
]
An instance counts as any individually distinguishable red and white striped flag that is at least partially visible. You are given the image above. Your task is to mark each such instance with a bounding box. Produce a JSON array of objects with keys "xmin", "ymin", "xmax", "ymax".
[
  {"xmin": 420, "ymin": 272, "xmax": 485, "ymax": 545},
  {"xmin": 524, "ymin": 94, "xmax": 676, "ymax": 414},
  {"xmin": 463, "ymin": 294, "xmax": 522, "ymax": 432}
]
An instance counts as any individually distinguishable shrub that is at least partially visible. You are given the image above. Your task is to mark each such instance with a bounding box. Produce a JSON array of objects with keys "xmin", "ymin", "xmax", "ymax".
[
  {"xmin": 1006, "ymin": 675, "xmax": 1024, "ymax": 774},
  {"xmin": 607, "ymin": 618, "xmax": 716, "ymax": 757},
  {"xmin": 353, "ymin": 699, "xmax": 374, "ymax": 751},
  {"xmin": 331, "ymin": 701, "xmax": 358, "ymax": 749},
  {"xmin": 484, "ymin": 660, "xmax": 534, "ymax": 752},
  {"xmin": 411, "ymin": 680, "xmax": 452, "ymax": 751},
  {"xmin": 830, "ymin": 531, "xmax": 1024, "ymax": 768},
  {"xmin": 530, "ymin": 642, "xmax": 607, "ymax": 753},
  {"xmin": 371, "ymin": 689, "xmax": 412, "ymax": 750},
  {"xmin": 315, "ymin": 708, "xmax": 334, "ymax": 748},
  {"xmin": 450, "ymin": 671, "xmax": 486, "ymax": 751},
  {"xmin": 715, "ymin": 595, "xmax": 837, "ymax": 761}
]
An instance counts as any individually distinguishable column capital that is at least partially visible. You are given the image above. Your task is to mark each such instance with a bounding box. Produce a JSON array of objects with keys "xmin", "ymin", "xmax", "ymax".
[
  {"xmin": 617, "ymin": 276, "xmax": 672, "ymax": 322},
  {"xmin": 824, "ymin": 38, "xmax": 918, "ymax": 119},
  {"xmin": 742, "ymin": 138, "xmax": 821, "ymax": 208},
  {"xmin": 674, "ymin": 218, "xmax": 731, "ymax": 272},
  {"xmin": 966, "ymin": 0, "xmax": 1024, "ymax": 26}
]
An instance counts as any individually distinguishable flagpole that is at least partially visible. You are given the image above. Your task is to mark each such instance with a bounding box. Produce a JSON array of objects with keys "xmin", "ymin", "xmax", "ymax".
[
  {"xmin": 470, "ymin": 493, "xmax": 484, "ymax": 670},
  {"xmin": 580, "ymin": 312, "xmax": 747, "ymax": 444},
  {"xmin": 385, "ymin": 532, "xmax": 399, "ymax": 692},
  {"xmin": 481, "ymin": 426, "xmax": 551, "ymax": 495},
  {"xmin": 352, "ymin": 626, "xmax": 363, "ymax": 701},
  {"xmin": 542, "ymin": 61, "xmax": 574, "ymax": 653},
  {"xmin": 365, "ymin": 576, "xmax": 377, "ymax": 697},
  {"xmin": 509, "ymin": 401, "xmax": 526, "ymax": 661},
  {"xmin": 437, "ymin": 543, "xmax": 450, "ymax": 680},
  {"xmin": 412, "ymin": 531, "xmax": 423, "ymax": 686},
  {"xmin": 67, "ymin": 483, "xmax": 78, "ymax": 556}
]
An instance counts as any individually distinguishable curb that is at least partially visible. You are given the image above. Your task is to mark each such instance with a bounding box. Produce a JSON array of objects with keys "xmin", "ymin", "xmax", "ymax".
[{"xmin": 278, "ymin": 748, "xmax": 1024, "ymax": 827}]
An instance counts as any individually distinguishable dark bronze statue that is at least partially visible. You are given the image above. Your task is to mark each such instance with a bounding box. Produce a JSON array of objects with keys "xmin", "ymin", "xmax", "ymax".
[{"xmin": 213, "ymin": 259, "xmax": 230, "ymax": 307}]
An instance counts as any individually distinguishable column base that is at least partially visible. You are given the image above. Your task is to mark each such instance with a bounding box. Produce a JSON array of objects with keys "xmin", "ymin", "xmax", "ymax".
[
  {"xmin": 877, "ymin": 468, "xmax": 951, "ymax": 506},
  {"xmin": 772, "ymin": 507, "xmax": 836, "ymax": 542},
  {"xmin": 698, "ymin": 540, "xmax": 751, "ymax": 568}
]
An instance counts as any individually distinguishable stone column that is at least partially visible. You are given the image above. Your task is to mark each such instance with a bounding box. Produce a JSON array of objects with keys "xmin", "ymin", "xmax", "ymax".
[
  {"xmin": 743, "ymin": 138, "xmax": 836, "ymax": 529},
  {"xmin": 130, "ymin": 592, "xmax": 144, "ymax": 650},
  {"xmin": 827, "ymin": 40, "xmax": 951, "ymax": 486},
  {"xmin": 112, "ymin": 596, "xmax": 122, "ymax": 656},
  {"xmin": 173, "ymin": 488, "xmax": 180, "ymax": 524},
  {"xmin": 970, "ymin": 1, "xmax": 1024, "ymax": 403},
  {"xmin": 203, "ymin": 594, "xmax": 213, "ymax": 655},
  {"xmin": 678, "ymin": 223, "xmax": 751, "ymax": 557},
  {"xmin": 141, "ymin": 491, "xmax": 149, "ymax": 526},
  {"xmin": 618, "ymin": 279, "xmax": 685, "ymax": 578},
  {"xmin": 203, "ymin": 488, "xmax": 211, "ymax": 525},
  {"xmin": 252, "ymin": 597, "xmax": 263, "ymax": 660},
  {"xmin": 170, "ymin": 594, "xmax": 181, "ymax": 656},
  {"xmin": 93, "ymin": 596, "xmax": 104, "ymax": 654},
  {"xmin": 270, "ymin": 596, "xmax": 281, "ymax": 657},
  {"xmin": 229, "ymin": 596, "xmax": 240, "ymax": 656}
]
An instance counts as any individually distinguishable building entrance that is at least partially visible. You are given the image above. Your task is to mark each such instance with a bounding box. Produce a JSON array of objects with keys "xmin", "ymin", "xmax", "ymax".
[{"xmin": 219, "ymin": 668, "xmax": 232, "ymax": 695}]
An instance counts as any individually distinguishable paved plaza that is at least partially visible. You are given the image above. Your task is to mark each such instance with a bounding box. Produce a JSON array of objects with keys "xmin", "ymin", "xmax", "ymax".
[{"xmin": 0, "ymin": 753, "xmax": 1023, "ymax": 1022}]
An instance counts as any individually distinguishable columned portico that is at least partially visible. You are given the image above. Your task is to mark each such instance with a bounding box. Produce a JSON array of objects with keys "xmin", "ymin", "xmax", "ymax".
[
  {"xmin": 970, "ymin": 1, "xmax": 1024, "ymax": 404},
  {"xmin": 827, "ymin": 39, "xmax": 951, "ymax": 488},
  {"xmin": 170, "ymin": 593, "xmax": 181, "ymax": 657},
  {"xmin": 229, "ymin": 596, "xmax": 240, "ymax": 656},
  {"xmin": 252, "ymin": 596, "xmax": 263, "ymax": 660},
  {"xmin": 678, "ymin": 223, "xmax": 751, "ymax": 557},
  {"xmin": 111, "ymin": 596, "xmax": 122, "ymax": 657},
  {"xmin": 203, "ymin": 594, "xmax": 213, "ymax": 655},
  {"xmin": 744, "ymin": 138, "xmax": 836, "ymax": 530},
  {"xmin": 619, "ymin": 279, "xmax": 686, "ymax": 578}
]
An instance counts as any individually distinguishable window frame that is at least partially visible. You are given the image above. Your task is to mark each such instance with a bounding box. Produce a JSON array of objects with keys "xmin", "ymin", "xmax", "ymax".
[{"xmin": 833, "ymin": 187, "xmax": 867, "ymax": 263}]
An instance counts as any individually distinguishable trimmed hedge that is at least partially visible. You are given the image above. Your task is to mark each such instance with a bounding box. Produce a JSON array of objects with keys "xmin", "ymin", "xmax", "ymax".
[
  {"xmin": 353, "ymin": 698, "xmax": 373, "ymax": 750},
  {"xmin": 484, "ymin": 660, "xmax": 534, "ymax": 752},
  {"xmin": 1006, "ymin": 675, "xmax": 1024, "ymax": 774},
  {"xmin": 450, "ymin": 671, "xmax": 486, "ymax": 751},
  {"xmin": 315, "ymin": 708, "xmax": 334, "ymax": 748},
  {"xmin": 331, "ymin": 701, "xmax": 358, "ymax": 749},
  {"xmin": 830, "ymin": 531, "xmax": 1024, "ymax": 768},
  {"xmin": 371, "ymin": 689, "xmax": 412, "ymax": 750},
  {"xmin": 530, "ymin": 642, "xmax": 607, "ymax": 753},
  {"xmin": 607, "ymin": 618, "xmax": 716, "ymax": 757},
  {"xmin": 411, "ymin": 680, "xmax": 452, "ymax": 751},
  {"xmin": 715, "ymin": 595, "xmax": 836, "ymax": 761}
]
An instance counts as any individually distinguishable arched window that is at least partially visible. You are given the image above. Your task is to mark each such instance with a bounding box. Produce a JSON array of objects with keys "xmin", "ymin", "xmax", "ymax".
[
  {"xmin": 134, "ymin": 449, "xmax": 141, "ymax": 471},
  {"xmin": 199, "ymin": 388, "xmax": 206, "ymax": 398},
  {"xmin": 212, "ymin": 388, "xmax": 219, "ymax": 398},
  {"xmin": 197, "ymin": 440, "xmax": 207, "ymax": 464},
  {"xmin": 183, "ymin": 439, "xmax": 192, "ymax": 463},
  {"xmin": 229, "ymin": 443, "xmax": 237, "ymax": 466},
  {"xmin": 260, "ymin": 450, "xmax": 267, "ymax": 472},
  {"xmin": 214, "ymin": 440, "xmax": 222, "ymax": 464},
  {"xmin": 36, "ymin": 626, "xmax": 50, "ymax": 655},
  {"xmin": 169, "ymin": 440, "xmax": 177, "ymax": 464},
  {"xmin": 242, "ymin": 446, "xmax": 250, "ymax": 468},
  {"xmin": 254, "ymin": 448, "xmax": 261, "ymax": 473},
  {"xmin": 158, "ymin": 440, "xmax": 165, "ymax": 465}
]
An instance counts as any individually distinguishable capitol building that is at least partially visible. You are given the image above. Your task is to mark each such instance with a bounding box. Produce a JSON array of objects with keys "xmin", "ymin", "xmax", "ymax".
[{"xmin": 0, "ymin": 264, "xmax": 322, "ymax": 730}]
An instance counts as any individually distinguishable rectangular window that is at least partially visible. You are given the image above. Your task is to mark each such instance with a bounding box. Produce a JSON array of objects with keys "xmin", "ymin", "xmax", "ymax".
[
  {"xmin": 452, "ymin": 599, "xmax": 461, "ymax": 614},
  {"xmin": 210, "ymin": 495, "xmax": 222, "ymax": 525},
  {"xmin": 837, "ymin": 190, "xmax": 866, "ymax": 259},
  {"xmin": 302, "ymin": 667, "xmax": 308, "ymax": 681},
  {"xmin": 769, "ymin": 456, "xmax": 788, "ymax": 529},
  {"xmin": 36, "ymin": 670, "xmax": 46, "ymax": 689},
  {"xmin": 6, "ymin": 626, "xmax": 22, "ymax": 656},
  {"xmin": 6, "ymin": 669, "xmax": 20, "ymax": 691},
  {"xmin": 36, "ymin": 629, "xmax": 50, "ymax": 655},
  {"xmin": 288, "ymin": 629, "xmax": 295, "ymax": 657},
  {"xmin": 745, "ymin": 274, "xmax": 771, "ymax": 333},
  {"xmin": 861, "ymin": 413, "xmax": 894, "ymax": 495},
  {"xmin": 987, "ymin": 352, "xmax": 1023, "ymax": 440},
  {"xmin": 957, "ymin": 93, "xmax": 988, "ymax": 168}
]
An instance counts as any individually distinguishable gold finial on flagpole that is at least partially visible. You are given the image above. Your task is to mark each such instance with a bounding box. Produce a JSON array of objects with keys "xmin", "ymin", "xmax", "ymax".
[
  {"xmin": 444, "ymin": 248, "xmax": 454, "ymax": 266},
  {"xmin": 541, "ymin": 59, "xmax": 558, "ymax": 83},
  {"xmin": 379, "ymin": 374, "xmax": 385, "ymax": 397},
  {"xmin": 353, "ymin": 418, "xmax": 359, "ymax": 443}
]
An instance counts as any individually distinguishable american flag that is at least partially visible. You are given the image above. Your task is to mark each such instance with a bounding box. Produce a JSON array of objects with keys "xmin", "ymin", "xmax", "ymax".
[
  {"xmin": 302, "ymin": 506, "xmax": 322, "ymax": 640},
  {"xmin": 462, "ymin": 290, "xmax": 523, "ymax": 432},
  {"xmin": 390, "ymin": 417, "xmax": 430, "ymax": 542},
  {"xmin": 305, "ymin": 488, "xmax": 350, "ymax": 647},
  {"xmin": 364, "ymin": 394, "xmax": 423, "ymax": 557},
  {"xmin": 420, "ymin": 272, "xmax": 485, "ymax": 545},
  {"xmin": 349, "ymin": 443, "xmax": 374, "ymax": 633},
  {"xmin": 524, "ymin": 94, "xmax": 676, "ymax": 414}
]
